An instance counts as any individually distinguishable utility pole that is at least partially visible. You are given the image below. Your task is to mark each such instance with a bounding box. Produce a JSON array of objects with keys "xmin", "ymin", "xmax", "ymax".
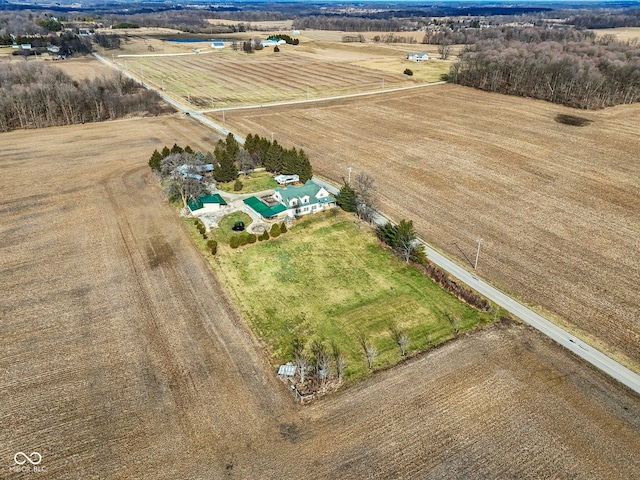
[
  {"xmin": 348, "ymin": 166, "xmax": 352, "ymax": 184},
  {"xmin": 271, "ymin": 132, "xmax": 274, "ymax": 142},
  {"xmin": 474, "ymin": 238, "xmax": 483, "ymax": 270}
]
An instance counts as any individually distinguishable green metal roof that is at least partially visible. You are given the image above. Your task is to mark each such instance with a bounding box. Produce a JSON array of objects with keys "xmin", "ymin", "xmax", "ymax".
[
  {"xmin": 243, "ymin": 196, "xmax": 287, "ymax": 218},
  {"xmin": 275, "ymin": 180, "xmax": 336, "ymax": 207},
  {"xmin": 188, "ymin": 194, "xmax": 227, "ymax": 211}
]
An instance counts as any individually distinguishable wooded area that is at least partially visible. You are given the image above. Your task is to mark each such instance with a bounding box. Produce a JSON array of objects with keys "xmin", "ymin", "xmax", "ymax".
[
  {"xmin": 448, "ymin": 28, "xmax": 640, "ymax": 108},
  {"xmin": 0, "ymin": 62, "xmax": 170, "ymax": 131}
]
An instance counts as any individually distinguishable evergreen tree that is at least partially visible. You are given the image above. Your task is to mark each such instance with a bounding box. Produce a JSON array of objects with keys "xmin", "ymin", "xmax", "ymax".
[
  {"xmin": 297, "ymin": 149, "xmax": 313, "ymax": 183},
  {"xmin": 161, "ymin": 145, "xmax": 171, "ymax": 157},
  {"xmin": 264, "ymin": 141, "xmax": 283, "ymax": 172},
  {"xmin": 148, "ymin": 149, "xmax": 162, "ymax": 171},
  {"xmin": 336, "ymin": 182, "xmax": 357, "ymax": 212},
  {"xmin": 213, "ymin": 138, "xmax": 239, "ymax": 183},
  {"xmin": 270, "ymin": 223, "xmax": 281, "ymax": 237},
  {"xmin": 170, "ymin": 143, "xmax": 183, "ymax": 154},
  {"xmin": 281, "ymin": 147, "xmax": 297, "ymax": 174},
  {"xmin": 184, "ymin": 145, "xmax": 194, "ymax": 154},
  {"xmin": 224, "ymin": 133, "xmax": 240, "ymax": 159}
]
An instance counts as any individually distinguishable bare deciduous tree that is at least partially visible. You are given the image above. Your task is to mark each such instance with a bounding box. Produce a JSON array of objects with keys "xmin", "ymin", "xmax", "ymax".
[
  {"xmin": 359, "ymin": 334, "xmax": 378, "ymax": 369},
  {"xmin": 438, "ymin": 41, "xmax": 452, "ymax": 60},
  {"xmin": 353, "ymin": 172, "xmax": 378, "ymax": 223},
  {"xmin": 235, "ymin": 149, "xmax": 254, "ymax": 176},
  {"xmin": 390, "ymin": 324, "xmax": 411, "ymax": 356},
  {"xmin": 331, "ymin": 341, "xmax": 346, "ymax": 381}
]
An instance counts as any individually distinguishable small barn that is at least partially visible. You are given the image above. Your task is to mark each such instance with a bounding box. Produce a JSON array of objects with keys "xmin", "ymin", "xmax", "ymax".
[
  {"xmin": 407, "ymin": 52, "xmax": 429, "ymax": 62},
  {"xmin": 187, "ymin": 194, "xmax": 228, "ymax": 215}
]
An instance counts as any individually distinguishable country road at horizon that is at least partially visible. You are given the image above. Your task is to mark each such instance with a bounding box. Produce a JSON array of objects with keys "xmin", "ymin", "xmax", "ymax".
[{"xmin": 92, "ymin": 51, "xmax": 640, "ymax": 396}]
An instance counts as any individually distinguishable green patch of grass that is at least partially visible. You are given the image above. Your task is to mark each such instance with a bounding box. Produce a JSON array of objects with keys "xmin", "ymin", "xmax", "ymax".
[
  {"xmin": 216, "ymin": 171, "xmax": 278, "ymax": 193},
  {"xmin": 214, "ymin": 210, "xmax": 496, "ymax": 382},
  {"xmin": 210, "ymin": 211, "xmax": 253, "ymax": 245}
]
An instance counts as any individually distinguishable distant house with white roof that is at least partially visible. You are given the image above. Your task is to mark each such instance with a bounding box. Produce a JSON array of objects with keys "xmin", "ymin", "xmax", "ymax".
[
  {"xmin": 407, "ymin": 52, "xmax": 429, "ymax": 62},
  {"xmin": 211, "ymin": 41, "xmax": 225, "ymax": 49}
]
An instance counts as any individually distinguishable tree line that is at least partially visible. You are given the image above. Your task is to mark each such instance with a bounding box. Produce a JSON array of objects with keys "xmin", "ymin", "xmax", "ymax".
[
  {"xmin": 448, "ymin": 29, "xmax": 640, "ymax": 109},
  {"xmin": 244, "ymin": 133, "xmax": 313, "ymax": 183},
  {"xmin": 0, "ymin": 62, "xmax": 170, "ymax": 132},
  {"xmin": 149, "ymin": 134, "xmax": 314, "ymax": 208}
]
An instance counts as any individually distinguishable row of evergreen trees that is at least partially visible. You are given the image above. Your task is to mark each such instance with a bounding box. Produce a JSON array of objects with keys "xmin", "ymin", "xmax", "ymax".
[
  {"xmin": 149, "ymin": 133, "xmax": 313, "ymax": 184},
  {"xmin": 244, "ymin": 134, "xmax": 313, "ymax": 183}
]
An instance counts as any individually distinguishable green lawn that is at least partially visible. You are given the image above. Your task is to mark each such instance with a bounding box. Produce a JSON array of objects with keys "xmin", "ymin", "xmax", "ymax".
[
  {"xmin": 211, "ymin": 210, "xmax": 495, "ymax": 381},
  {"xmin": 216, "ymin": 171, "xmax": 278, "ymax": 193}
]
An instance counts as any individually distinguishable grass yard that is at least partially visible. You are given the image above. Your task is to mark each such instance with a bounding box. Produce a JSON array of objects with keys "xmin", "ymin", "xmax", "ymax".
[
  {"xmin": 212, "ymin": 210, "xmax": 495, "ymax": 381},
  {"xmin": 216, "ymin": 170, "xmax": 277, "ymax": 193}
]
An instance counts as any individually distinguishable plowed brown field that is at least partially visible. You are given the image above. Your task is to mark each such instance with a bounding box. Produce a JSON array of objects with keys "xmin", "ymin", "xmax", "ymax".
[
  {"xmin": 1, "ymin": 116, "xmax": 639, "ymax": 478},
  {"xmin": 220, "ymin": 84, "xmax": 640, "ymax": 372}
]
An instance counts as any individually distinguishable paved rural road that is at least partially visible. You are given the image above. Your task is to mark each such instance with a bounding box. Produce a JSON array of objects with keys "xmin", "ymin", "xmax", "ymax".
[
  {"xmin": 93, "ymin": 52, "xmax": 640, "ymax": 395},
  {"xmin": 312, "ymin": 177, "xmax": 640, "ymax": 395}
]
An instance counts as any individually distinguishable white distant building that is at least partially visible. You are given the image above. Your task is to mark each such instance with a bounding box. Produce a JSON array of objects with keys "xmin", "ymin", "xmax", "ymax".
[
  {"xmin": 211, "ymin": 41, "xmax": 225, "ymax": 49},
  {"xmin": 407, "ymin": 52, "xmax": 429, "ymax": 62}
]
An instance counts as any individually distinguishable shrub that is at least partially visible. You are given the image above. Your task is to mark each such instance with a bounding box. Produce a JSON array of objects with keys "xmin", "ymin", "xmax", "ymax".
[
  {"xmin": 233, "ymin": 179, "xmax": 243, "ymax": 191},
  {"xmin": 248, "ymin": 234, "xmax": 257, "ymax": 244},
  {"xmin": 207, "ymin": 240, "xmax": 218, "ymax": 255},
  {"xmin": 274, "ymin": 45, "xmax": 280, "ymax": 52},
  {"xmin": 239, "ymin": 233, "xmax": 249, "ymax": 246},
  {"xmin": 230, "ymin": 235, "xmax": 239, "ymax": 249},
  {"xmin": 555, "ymin": 114, "xmax": 592, "ymax": 127},
  {"xmin": 270, "ymin": 223, "xmax": 281, "ymax": 237},
  {"xmin": 280, "ymin": 222, "xmax": 287, "ymax": 233},
  {"xmin": 262, "ymin": 230, "xmax": 270, "ymax": 241},
  {"xmin": 404, "ymin": 68, "xmax": 413, "ymax": 76}
]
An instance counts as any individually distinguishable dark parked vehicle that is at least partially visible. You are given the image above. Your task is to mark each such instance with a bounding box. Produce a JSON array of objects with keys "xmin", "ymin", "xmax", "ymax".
[{"xmin": 232, "ymin": 221, "xmax": 245, "ymax": 231}]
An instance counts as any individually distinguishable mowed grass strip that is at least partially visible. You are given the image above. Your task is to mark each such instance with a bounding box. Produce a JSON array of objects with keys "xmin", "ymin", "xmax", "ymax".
[
  {"xmin": 216, "ymin": 171, "xmax": 278, "ymax": 193},
  {"xmin": 212, "ymin": 211, "xmax": 494, "ymax": 381}
]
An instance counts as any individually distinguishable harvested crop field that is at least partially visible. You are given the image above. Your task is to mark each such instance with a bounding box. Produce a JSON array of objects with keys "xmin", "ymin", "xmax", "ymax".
[
  {"xmin": 1, "ymin": 117, "xmax": 639, "ymax": 478},
  {"xmin": 221, "ymin": 84, "xmax": 640, "ymax": 372},
  {"xmin": 117, "ymin": 50, "xmax": 415, "ymax": 108}
]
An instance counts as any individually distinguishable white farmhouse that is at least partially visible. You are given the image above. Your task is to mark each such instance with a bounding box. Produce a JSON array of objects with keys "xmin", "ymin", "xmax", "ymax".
[
  {"xmin": 407, "ymin": 52, "xmax": 429, "ymax": 62},
  {"xmin": 272, "ymin": 180, "xmax": 336, "ymax": 218}
]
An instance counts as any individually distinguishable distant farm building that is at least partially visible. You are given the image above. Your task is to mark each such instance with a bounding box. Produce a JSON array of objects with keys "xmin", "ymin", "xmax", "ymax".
[
  {"xmin": 211, "ymin": 41, "xmax": 225, "ymax": 49},
  {"xmin": 187, "ymin": 194, "xmax": 228, "ymax": 215},
  {"xmin": 262, "ymin": 37, "xmax": 286, "ymax": 47},
  {"xmin": 407, "ymin": 52, "xmax": 429, "ymax": 62}
]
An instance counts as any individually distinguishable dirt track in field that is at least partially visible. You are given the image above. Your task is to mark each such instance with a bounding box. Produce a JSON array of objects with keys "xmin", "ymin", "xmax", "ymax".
[
  {"xmin": 221, "ymin": 84, "xmax": 640, "ymax": 371},
  {"xmin": 1, "ymin": 117, "xmax": 639, "ymax": 478}
]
